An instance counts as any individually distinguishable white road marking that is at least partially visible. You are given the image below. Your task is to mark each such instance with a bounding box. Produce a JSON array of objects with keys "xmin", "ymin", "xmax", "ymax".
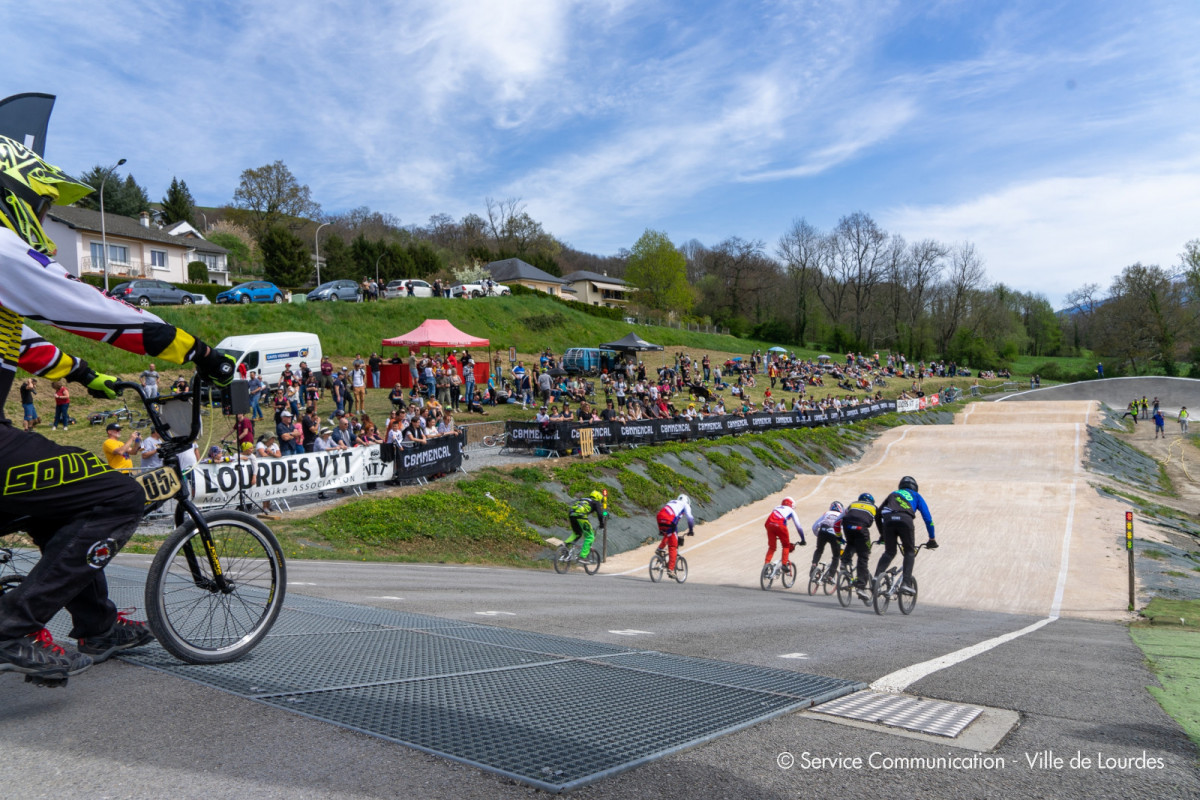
[
  {"xmin": 369, "ymin": 596, "xmax": 404, "ymax": 600},
  {"xmin": 608, "ymin": 629, "xmax": 654, "ymax": 636},
  {"xmin": 871, "ymin": 423, "xmax": 1081, "ymax": 693},
  {"xmin": 474, "ymin": 610, "xmax": 516, "ymax": 616},
  {"xmin": 779, "ymin": 653, "xmax": 809, "ymax": 659},
  {"xmin": 290, "ymin": 582, "xmax": 317, "ymax": 586}
]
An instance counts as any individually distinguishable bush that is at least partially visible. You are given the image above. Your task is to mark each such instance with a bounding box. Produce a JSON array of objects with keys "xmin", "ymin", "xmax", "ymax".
[
  {"xmin": 509, "ymin": 283, "xmax": 624, "ymax": 321},
  {"xmin": 188, "ymin": 260, "xmax": 209, "ymax": 283}
]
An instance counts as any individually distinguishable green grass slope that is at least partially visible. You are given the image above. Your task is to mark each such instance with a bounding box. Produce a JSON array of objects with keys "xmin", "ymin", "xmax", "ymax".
[{"xmin": 28, "ymin": 295, "xmax": 782, "ymax": 375}]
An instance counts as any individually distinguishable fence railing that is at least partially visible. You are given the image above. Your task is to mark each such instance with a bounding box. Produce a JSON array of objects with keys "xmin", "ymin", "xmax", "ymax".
[{"xmin": 458, "ymin": 420, "xmax": 506, "ymax": 449}]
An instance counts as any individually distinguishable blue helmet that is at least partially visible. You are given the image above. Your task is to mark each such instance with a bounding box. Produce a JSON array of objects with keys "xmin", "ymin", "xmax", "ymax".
[{"xmin": 858, "ymin": 492, "xmax": 874, "ymax": 504}]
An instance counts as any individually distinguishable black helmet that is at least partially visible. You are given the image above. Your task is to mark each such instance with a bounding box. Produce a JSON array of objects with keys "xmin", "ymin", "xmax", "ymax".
[
  {"xmin": 858, "ymin": 492, "xmax": 874, "ymax": 504},
  {"xmin": 899, "ymin": 476, "xmax": 918, "ymax": 492}
]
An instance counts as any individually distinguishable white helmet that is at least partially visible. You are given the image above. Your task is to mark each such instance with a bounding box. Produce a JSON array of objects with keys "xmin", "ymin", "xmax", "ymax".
[
  {"xmin": 677, "ymin": 494, "xmax": 690, "ymax": 507},
  {"xmin": 781, "ymin": 496, "xmax": 795, "ymax": 508}
]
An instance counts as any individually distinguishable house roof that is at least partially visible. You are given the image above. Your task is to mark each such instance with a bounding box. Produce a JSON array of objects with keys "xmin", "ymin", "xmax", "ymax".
[
  {"xmin": 561, "ymin": 270, "xmax": 627, "ymax": 286},
  {"xmin": 486, "ymin": 257, "xmax": 566, "ymax": 284},
  {"xmin": 48, "ymin": 206, "xmax": 228, "ymax": 254}
]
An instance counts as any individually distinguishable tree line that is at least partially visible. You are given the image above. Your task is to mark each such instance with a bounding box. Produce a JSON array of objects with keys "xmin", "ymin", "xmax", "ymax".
[{"xmin": 77, "ymin": 159, "xmax": 1198, "ymax": 374}]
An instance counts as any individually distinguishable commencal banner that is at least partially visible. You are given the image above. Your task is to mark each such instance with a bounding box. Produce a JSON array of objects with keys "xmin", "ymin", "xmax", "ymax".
[
  {"xmin": 192, "ymin": 432, "xmax": 465, "ymax": 505},
  {"xmin": 502, "ymin": 401, "xmax": 899, "ymax": 453}
]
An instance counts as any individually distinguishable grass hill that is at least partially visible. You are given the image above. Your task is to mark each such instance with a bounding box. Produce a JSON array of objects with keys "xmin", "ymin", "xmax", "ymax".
[{"xmin": 27, "ymin": 295, "xmax": 784, "ymax": 375}]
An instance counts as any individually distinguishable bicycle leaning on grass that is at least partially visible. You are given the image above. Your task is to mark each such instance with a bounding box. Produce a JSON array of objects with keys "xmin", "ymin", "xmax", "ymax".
[{"xmin": 0, "ymin": 375, "xmax": 287, "ymax": 666}]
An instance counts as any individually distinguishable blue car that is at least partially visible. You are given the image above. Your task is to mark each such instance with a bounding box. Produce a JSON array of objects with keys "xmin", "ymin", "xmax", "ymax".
[{"xmin": 216, "ymin": 281, "xmax": 284, "ymax": 305}]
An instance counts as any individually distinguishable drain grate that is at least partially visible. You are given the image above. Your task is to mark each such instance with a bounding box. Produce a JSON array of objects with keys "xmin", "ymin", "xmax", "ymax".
[
  {"xmin": 42, "ymin": 562, "xmax": 863, "ymax": 792},
  {"xmin": 812, "ymin": 690, "xmax": 982, "ymax": 737}
]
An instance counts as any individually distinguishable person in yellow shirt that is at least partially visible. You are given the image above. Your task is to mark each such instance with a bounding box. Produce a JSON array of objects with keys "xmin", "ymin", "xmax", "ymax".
[{"xmin": 101, "ymin": 423, "xmax": 141, "ymax": 472}]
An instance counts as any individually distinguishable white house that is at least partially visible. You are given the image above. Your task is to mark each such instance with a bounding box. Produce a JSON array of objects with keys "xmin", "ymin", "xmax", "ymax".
[{"xmin": 45, "ymin": 206, "xmax": 231, "ymax": 286}]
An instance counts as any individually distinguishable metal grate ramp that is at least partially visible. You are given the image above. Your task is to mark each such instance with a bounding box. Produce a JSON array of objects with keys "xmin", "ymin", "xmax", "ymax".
[
  {"xmin": 812, "ymin": 690, "xmax": 983, "ymax": 738},
  {"xmin": 47, "ymin": 563, "xmax": 863, "ymax": 792}
]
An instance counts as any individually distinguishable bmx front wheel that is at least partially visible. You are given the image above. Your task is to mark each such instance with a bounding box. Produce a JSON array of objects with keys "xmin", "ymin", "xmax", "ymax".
[
  {"xmin": 673, "ymin": 555, "xmax": 688, "ymax": 583},
  {"xmin": 145, "ymin": 510, "xmax": 286, "ymax": 664},
  {"xmin": 553, "ymin": 545, "xmax": 571, "ymax": 574},
  {"xmin": 898, "ymin": 575, "xmax": 918, "ymax": 615}
]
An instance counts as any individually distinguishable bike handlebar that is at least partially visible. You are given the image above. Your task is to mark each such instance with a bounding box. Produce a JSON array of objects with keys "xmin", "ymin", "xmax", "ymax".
[{"xmin": 112, "ymin": 375, "xmax": 205, "ymax": 450}]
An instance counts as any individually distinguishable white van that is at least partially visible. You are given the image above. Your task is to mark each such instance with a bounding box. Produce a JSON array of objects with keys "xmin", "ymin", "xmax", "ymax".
[{"xmin": 215, "ymin": 332, "xmax": 322, "ymax": 387}]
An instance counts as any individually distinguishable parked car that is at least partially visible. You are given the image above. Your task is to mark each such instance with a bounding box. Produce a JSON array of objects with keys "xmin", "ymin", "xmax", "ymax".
[
  {"xmin": 215, "ymin": 281, "xmax": 284, "ymax": 304},
  {"xmin": 449, "ymin": 281, "xmax": 510, "ymax": 298},
  {"xmin": 383, "ymin": 279, "xmax": 434, "ymax": 299},
  {"xmin": 107, "ymin": 279, "xmax": 195, "ymax": 308},
  {"xmin": 307, "ymin": 279, "xmax": 362, "ymax": 302},
  {"xmin": 187, "ymin": 293, "xmax": 212, "ymax": 305}
]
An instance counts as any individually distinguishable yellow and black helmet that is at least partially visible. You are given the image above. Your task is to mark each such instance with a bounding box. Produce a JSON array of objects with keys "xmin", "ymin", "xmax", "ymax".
[{"xmin": 0, "ymin": 135, "xmax": 92, "ymax": 255}]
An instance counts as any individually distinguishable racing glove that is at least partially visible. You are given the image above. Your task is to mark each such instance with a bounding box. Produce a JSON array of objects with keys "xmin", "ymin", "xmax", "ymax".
[
  {"xmin": 188, "ymin": 340, "xmax": 236, "ymax": 386},
  {"xmin": 926, "ymin": 539, "xmax": 939, "ymax": 549},
  {"xmin": 68, "ymin": 363, "xmax": 119, "ymax": 400},
  {"xmin": 687, "ymin": 528, "xmax": 695, "ymax": 537}
]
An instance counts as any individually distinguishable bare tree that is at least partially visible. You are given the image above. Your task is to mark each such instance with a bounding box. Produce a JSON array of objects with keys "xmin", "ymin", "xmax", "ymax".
[
  {"xmin": 776, "ymin": 218, "xmax": 826, "ymax": 346},
  {"xmin": 902, "ymin": 238, "xmax": 947, "ymax": 356},
  {"xmin": 935, "ymin": 242, "xmax": 987, "ymax": 353},
  {"xmin": 828, "ymin": 212, "xmax": 887, "ymax": 344}
]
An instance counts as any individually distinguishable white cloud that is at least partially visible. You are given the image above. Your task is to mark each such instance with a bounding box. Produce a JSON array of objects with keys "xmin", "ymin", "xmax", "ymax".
[{"xmin": 882, "ymin": 165, "xmax": 1200, "ymax": 304}]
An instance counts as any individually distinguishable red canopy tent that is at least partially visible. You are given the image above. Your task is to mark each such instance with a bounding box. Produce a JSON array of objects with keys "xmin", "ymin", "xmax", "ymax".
[
  {"xmin": 381, "ymin": 319, "xmax": 490, "ymax": 349},
  {"xmin": 381, "ymin": 319, "xmax": 491, "ymax": 388}
]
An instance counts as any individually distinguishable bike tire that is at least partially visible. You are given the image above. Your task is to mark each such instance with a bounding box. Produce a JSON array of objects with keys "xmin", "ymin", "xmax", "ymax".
[
  {"xmin": 823, "ymin": 568, "xmax": 837, "ymax": 595},
  {"xmin": 648, "ymin": 552, "xmax": 664, "ymax": 582},
  {"xmin": 836, "ymin": 571, "xmax": 853, "ymax": 607},
  {"xmin": 781, "ymin": 561, "xmax": 797, "ymax": 589},
  {"xmin": 899, "ymin": 575, "xmax": 918, "ymax": 615},
  {"xmin": 145, "ymin": 510, "xmax": 286, "ymax": 664},
  {"xmin": 582, "ymin": 548, "xmax": 601, "ymax": 575},
  {"xmin": 0, "ymin": 576, "xmax": 21, "ymax": 596},
  {"xmin": 873, "ymin": 573, "xmax": 892, "ymax": 615},
  {"xmin": 673, "ymin": 555, "xmax": 688, "ymax": 583},
  {"xmin": 553, "ymin": 545, "xmax": 571, "ymax": 574},
  {"xmin": 760, "ymin": 563, "xmax": 774, "ymax": 591},
  {"xmin": 807, "ymin": 563, "xmax": 822, "ymax": 596}
]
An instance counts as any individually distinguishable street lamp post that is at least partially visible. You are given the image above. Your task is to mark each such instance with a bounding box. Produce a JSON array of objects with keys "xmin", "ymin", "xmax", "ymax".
[
  {"xmin": 375, "ymin": 252, "xmax": 384, "ymax": 285},
  {"xmin": 314, "ymin": 222, "xmax": 330, "ymax": 285},
  {"xmin": 199, "ymin": 211, "xmax": 208, "ymax": 233},
  {"xmin": 99, "ymin": 157, "xmax": 126, "ymax": 292}
]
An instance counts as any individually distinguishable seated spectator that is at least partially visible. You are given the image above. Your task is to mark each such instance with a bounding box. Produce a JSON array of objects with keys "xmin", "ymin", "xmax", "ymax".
[
  {"xmin": 437, "ymin": 413, "xmax": 457, "ymax": 437},
  {"xmin": 331, "ymin": 418, "xmax": 356, "ymax": 448},
  {"xmin": 389, "ymin": 383, "xmax": 405, "ymax": 412}
]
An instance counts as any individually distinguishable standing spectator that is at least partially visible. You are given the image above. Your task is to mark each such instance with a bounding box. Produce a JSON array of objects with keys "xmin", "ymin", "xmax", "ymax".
[
  {"xmin": 435, "ymin": 368, "xmax": 451, "ymax": 407},
  {"xmin": 332, "ymin": 416, "xmax": 355, "ymax": 448},
  {"xmin": 276, "ymin": 410, "xmax": 298, "ymax": 455},
  {"xmin": 351, "ymin": 363, "xmax": 367, "ymax": 412},
  {"xmin": 422, "ymin": 358, "xmax": 436, "ymax": 399},
  {"xmin": 368, "ymin": 352, "xmax": 383, "ymax": 389},
  {"xmin": 1153, "ymin": 408, "xmax": 1165, "ymax": 439},
  {"xmin": 1096, "ymin": 362, "xmax": 1104, "ymax": 377},
  {"xmin": 140, "ymin": 362, "xmax": 159, "ymax": 399},
  {"xmin": 449, "ymin": 368, "xmax": 462, "ymax": 411},
  {"xmin": 330, "ymin": 372, "xmax": 347, "ymax": 418},
  {"xmin": 1181, "ymin": 406, "xmax": 1190, "ymax": 434},
  {"xmin": 19, "ymin": 377, "xmax": 37, "ymax": 431},
  {"xmin": 320, "ymin": 356, "xmax": 335, "ymax": 389},
  {"xmin": 462, "ymin": 352, "xmax": 476, "ymax": 406},
  {"xmin": 301, "ymin": 406, "xmax": 320, "ymax": 453},
  {"xmin": 102, "ymin": 423, "xmax": 140, "ymax": 472},
  {"xmin": 51, "ymin": 380, "xmax": 70, "ymax": 430},
  {"xmin": 285, "ymin": 381, "xmax": 301, "ymax": 419},
  {"xmin": 256, "ymin": 433, "xmax": 282, "ymax": 458},
  {"xmin": 247, "ymin": 371, "xmax": 265, "ymax": 420},
  {"xmin": 538, "ymin": 369, "xmax": 553, "ymax": 406},
  {"xmin": 314, "ymin": 427, "xmax": 341, "ymax": 452},
  {"xmin": 140, "ymin": 428, "xmax": 164, "ymax": 470},
  {"xmin": 235, "ymin": 412, "xmax": 255, "ymax": 449}
]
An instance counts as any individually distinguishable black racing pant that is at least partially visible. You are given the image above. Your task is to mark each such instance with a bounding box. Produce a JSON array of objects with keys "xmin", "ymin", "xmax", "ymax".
[
  {"xmin": 842, "ymin": 525, "xmax": 872, "ymax": 588},
  {"xmin": 875, "ymin": 515, "xmax": 917, "ymax": 586},
  {"xmin": 811, "ymin": 529, "xmax": 841, "ymax": 575},
  {"xmin": 0, "ymin": 424, "xmax": 144, "ymax": 640}
]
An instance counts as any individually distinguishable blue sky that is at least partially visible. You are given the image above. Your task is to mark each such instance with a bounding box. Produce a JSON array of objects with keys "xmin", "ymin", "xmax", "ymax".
[{"xmin": 7, "ymin": 1, "xmax": 1199, "ymax": 304}]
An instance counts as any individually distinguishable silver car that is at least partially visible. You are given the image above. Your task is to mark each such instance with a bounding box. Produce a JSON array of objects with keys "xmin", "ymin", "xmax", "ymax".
[{"xmin": 307, "ymin": 280, "xmax": 362, "ymax": 302}]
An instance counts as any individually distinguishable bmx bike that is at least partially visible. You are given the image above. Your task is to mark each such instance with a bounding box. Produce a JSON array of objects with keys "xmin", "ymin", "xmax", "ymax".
[{"xmin": 648, "ymin": 547, "xmax": 688, "ymax": 583}]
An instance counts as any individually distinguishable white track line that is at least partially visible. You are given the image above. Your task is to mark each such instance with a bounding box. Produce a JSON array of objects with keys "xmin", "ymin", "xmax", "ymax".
[
  {"xmin": 606, "ymin": 428, "xmax": 912, "ymax": 577},
  {"xmin": 870, "ymin": 423, "xmax": 1081, "ymax": 693}
]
